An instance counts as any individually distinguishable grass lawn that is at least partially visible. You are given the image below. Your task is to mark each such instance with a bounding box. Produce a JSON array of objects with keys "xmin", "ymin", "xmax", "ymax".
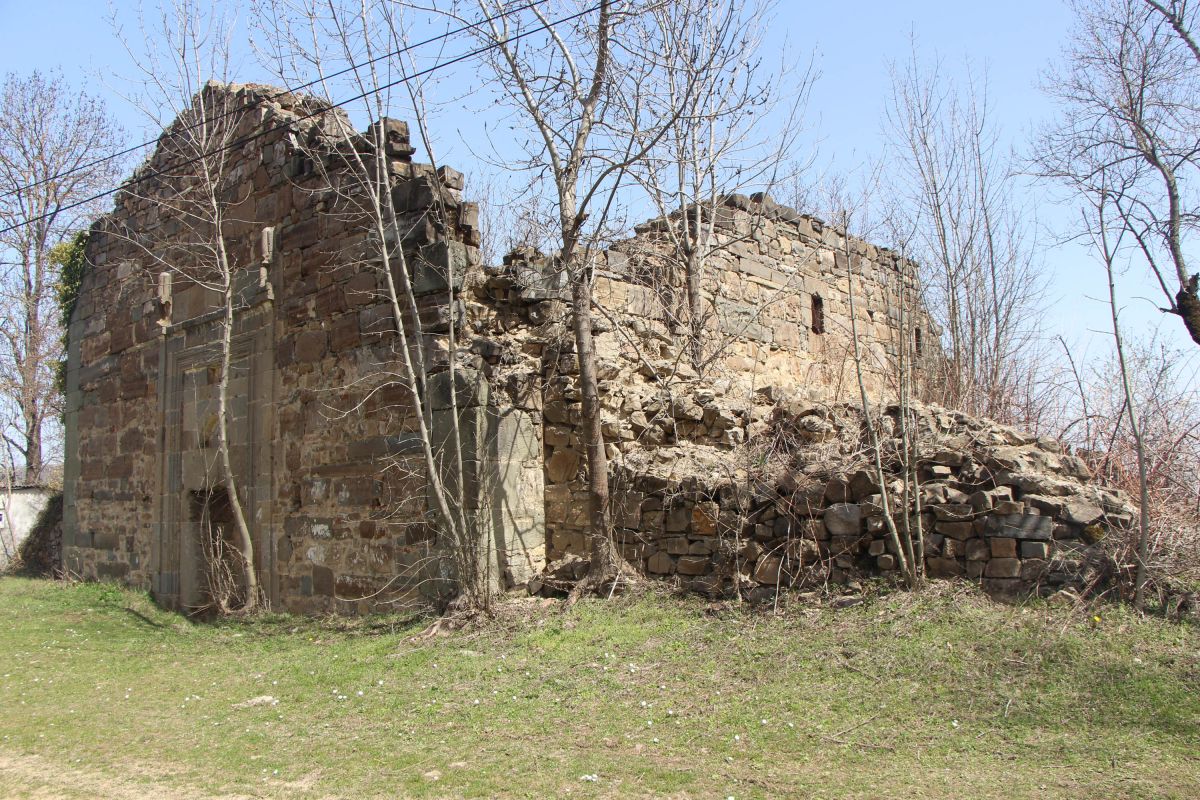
[{"xmin": 0, "ymin": 576, "xmax": 1197, "ymax": 799}]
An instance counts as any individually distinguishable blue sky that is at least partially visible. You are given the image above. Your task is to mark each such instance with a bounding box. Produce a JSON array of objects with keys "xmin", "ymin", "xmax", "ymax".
[{"xmin": 0, "ymin": 0, "xmax": 1189, "ymax": 361}]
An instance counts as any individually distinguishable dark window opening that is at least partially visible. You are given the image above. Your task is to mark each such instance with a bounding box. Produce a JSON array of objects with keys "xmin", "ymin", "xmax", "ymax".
[
  {"xmin": 811, "ymin": 294, "xmax": 825, "ymax": 335},
  {"xmin": 914, "ymin": 326, "xmax": 923, "ymax": 357}
]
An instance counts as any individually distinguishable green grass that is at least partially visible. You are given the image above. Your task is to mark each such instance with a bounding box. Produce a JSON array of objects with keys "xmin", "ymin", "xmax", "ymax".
[{"xmin": 0, "ymin": 577, "xmax": 1197, "ymax": 799}]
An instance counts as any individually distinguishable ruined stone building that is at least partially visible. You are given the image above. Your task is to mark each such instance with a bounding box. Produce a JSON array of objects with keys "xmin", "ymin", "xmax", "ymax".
[{"xmin": 63, "ymin": 84, "xmax": 1133, "ymax": 613}]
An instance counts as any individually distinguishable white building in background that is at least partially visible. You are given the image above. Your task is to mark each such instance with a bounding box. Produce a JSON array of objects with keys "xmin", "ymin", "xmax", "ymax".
[{"xmin": 0, "ymin": 486, "xmax": 53, "ymax": 570}]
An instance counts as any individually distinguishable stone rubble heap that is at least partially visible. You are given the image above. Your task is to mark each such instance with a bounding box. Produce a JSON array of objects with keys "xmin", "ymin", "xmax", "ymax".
[{"xmin": 539, "ymin": 396, "xmax": 1137, "ymax": 601}]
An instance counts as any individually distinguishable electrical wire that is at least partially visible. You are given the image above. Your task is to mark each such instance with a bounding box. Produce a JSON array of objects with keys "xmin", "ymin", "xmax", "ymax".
[{"xmin": 0, "ymin": 0, "xmax": 553, "ymax": 203}]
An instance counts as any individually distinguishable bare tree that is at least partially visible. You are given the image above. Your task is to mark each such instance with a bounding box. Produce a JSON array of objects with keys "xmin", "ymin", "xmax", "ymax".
[
  {"xmin": 886, "ymin": 52, "xmax": 1046, "ymax": 423},
  {"xmin": 258, "ymin": 0, "xmax": 496, "ymax": 610},
  {"xmin": 457, "ymin": 0, "xmax": 684, "ymax": 589},
  {"xmin": 1041, "ymin": 0, "xmax": 1200, "ymax": 347},
  {"xmin": 1083, "ymin": 184, "xmax": 1154, "ymax": 607},
  {"xmin": 114, "ymin": 0, "xmax": 262, "ymax": 612},
  {"xmin": 0, "ymin": 71, "xmax": 125, "ymax": 484},
  {"xmin": 621, "ymin": 0, "xmax": 812, "ymax": 373}
]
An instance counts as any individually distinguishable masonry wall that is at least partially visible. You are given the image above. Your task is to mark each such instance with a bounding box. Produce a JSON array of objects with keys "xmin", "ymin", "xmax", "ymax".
[
  {"xmin": 62, "ymin": 84, "xmax": 543, "ymax": 614},
  {"xmin": 475, "ymin": 195, "xmax": 938, "ymax": 563}
]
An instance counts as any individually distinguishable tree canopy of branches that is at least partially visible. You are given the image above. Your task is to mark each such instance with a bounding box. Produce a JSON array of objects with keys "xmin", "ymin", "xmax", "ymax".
[
  {"xmin": 1041, "ymin": 0, "xmax": 1200, "ymax": 348},
  {"xmin": 885, "ymin": 53, "xmax": 1046, "ymax": 425},
  {"xmin": 0, "ymin": 71, "xmax": 124, "ymax": 484}
]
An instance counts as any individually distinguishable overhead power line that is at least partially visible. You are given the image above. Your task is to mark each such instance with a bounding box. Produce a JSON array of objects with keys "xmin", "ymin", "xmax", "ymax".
[
  {"xmin": 0, "ymin": 0, "xmax": 553, "ymax": 203},
  {"xmin": 0, "ymin": 1, "xmax": 600, "ymax": 239}
]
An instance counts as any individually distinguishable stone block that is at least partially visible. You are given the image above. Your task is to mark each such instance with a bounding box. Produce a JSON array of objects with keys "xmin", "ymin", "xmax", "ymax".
[
  {"xmin": 647, "ymin": 551, "xmax": 675, "ymax": 575},
  {"xmin": 1020, "ymin": 559, "xmax": 1049, "ymax": 581},
  {"xmin": 824, "ymin": 476, "xmax": 851, "ymax": 503},
  {"xmin": 965, "ymin": 539, "xmax": 990, "ymax": 561},
  {"xmin": 936, "ymin": 521, "xmax": 974, "ymax": 541},
  {"xmin": 312, "ymin": 565, "xmax": 334, "ymax": 596},
  {"xmin": 989, "ymin": 538, "xmax": 1018, "ymax": 558},
  {"xmin": 984, "ymin": 558, "xmax": 1021, "ymax": 578},
  {"xmin": 665, "ymin": 537, "xmax": 690, "ymax": 555},
  {"xmin": 665, "ymin": 504, "xmax": 692, "ymax": 533},
  {"xmin": 752, "ymin": 556, "xmax": 782, "ymax": 584},
  {"xmin": 988, "ymin": 513, "xmax": 1053, "ymax": 541},
  {"xmin": 294, "ymin": 329, "xmax": 328, "ymax": 362},
  {"xmin": 1020, "ymin": 541, "xmax": 1050, "ymax": 559},
  {"xmin": 545, "ymin": 449, "xmax": 580, "ymax": 484},
  {"xmin": 927, "ymin": 557, "xmax": 965, "ymax": 578},
  {"xmin": 1063, "ymin": 497, "xmax": 1104, "ymax": 526},
  {"xmin": 824, "ymin": 503, "xmax": 862, "ymax": 536},
  {"xmin": 931, "ymin": 503, "xmax": 973, "ymax": 522},
  {"xmin": 678, "ymin": 555, "xmax": 712, "ymax": 576},
  {"xmin": 691, "ymin": 502, "xmax": 719, "ymax": 535}
]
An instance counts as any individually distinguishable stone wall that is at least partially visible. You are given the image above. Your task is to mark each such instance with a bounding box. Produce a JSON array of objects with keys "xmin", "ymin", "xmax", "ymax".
[
  {"xmin": 531, "ymin": 400, "xmax": 1135, "ymax": 600},
  {"xmin": 63, "ymin": 83, "xmax": 543, "ymax": 614},
  {"xmin": 476, "ymin": 194, "xmax": 938, "ymax": 564}
]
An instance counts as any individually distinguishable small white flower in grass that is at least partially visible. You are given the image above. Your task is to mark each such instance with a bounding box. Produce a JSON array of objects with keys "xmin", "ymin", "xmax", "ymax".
[
  {"xmin": 474, "ymin": 699, "xmax": 480, "ymax": 705},
  {"xmin": 951, "ymin": 720, "xmax": 959, "ymax": 728},
  {"xmin": 580, "ymin": 773, "xmax": 599, "ymax": 782},
  {"xmin": 652, "ymin": 737, "xmax": 659, "ymax": 743},
  {"xmin": 760, "ymin": 719, "xmax": 768, "ymax": 726},
  {"xmin": 733, "ymin": 734, "xmax": 740, "ymax": 742},
  {"xmin": 356, "ymin": 691, "xmax": 364, "ymax": 697},
  {"xmin": 787, "ymin": 722, "xmax": 794, "ymax": 729},
  {"xmin": 378, "ymin": 680, "xmax": 384, "ymax": 685}
]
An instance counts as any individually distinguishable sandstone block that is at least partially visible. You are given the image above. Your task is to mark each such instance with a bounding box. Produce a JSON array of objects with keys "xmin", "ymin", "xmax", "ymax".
[
  {"xmin": 545, "ymin": 449, "xmax": 580, "ymax": 483},
  {"xmin": 927, "ymin": 557, "xmax": 965, "ymax": 578},
  {"xmin": 931, "ymin": 503, "xmax": 973, "ymax": 522},
  {"xmin": 1063, "ymin": 497, "xmax": 1104, "ymax": 526},
  {"xmin": 1020, "ymin": 559, "xmax": 1049, "ymax": 581},
  {"xmin": 936, "ymin": 521, "xmax": 974, "ymax": 540},
  {"xmin": 824, "ymin": 476, "xmax": 851, "ymax": 503},
  {"xmin": 965, "ymin": 539, "xmax": 990, "ymax": 561},
  {"xmin": 691, "ymin": 502, "xmax": 719, "ymax": 535},
  {"xmin": 677, "ymin": 555, "xmax": 711, "ymax": 576},
  {"xmin": 753, "ymin": 556, "xmax": 782, "ymax": 584},
  {"xmin": 988, "ymin": 513, "xmax": 1052, "ymax": 541},
  {"xmin": 990, "ymin": 538, "xmax": 1018, "ymax": 558},
  {"xmin": 665, "ymin": 537, "xmax": 690, "ymax": 555},
  {"xmin": 647, "ymin": 551, "xmax": 675, "ymax": 575},
  {"xmin": 824, "ymin": 503, "xmax": 862, "ymax": 536},
  {"xmin": 1020, "ymin": 541, "xmax": 1050, "ymax": 559},
  {"xmin": 984, "ymin": 558, "xmax": 1021, "ymax": 578}
]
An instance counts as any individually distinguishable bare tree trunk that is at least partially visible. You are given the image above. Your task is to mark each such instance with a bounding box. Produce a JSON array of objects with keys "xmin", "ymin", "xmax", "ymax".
[
  {"xmin": 213, "ymin": 233, "xmax": 258, "ymax": 611},
  {"xmin": 1095, "ymin": 200, "xmax": 1154, "ymax": 609},
  {"xmin": 840, "ymin": 212, "xmax": 916, "ymax": 587},
  {"xmin": 570, "ymin": 261, "xmax": 615, "ymax": 570}
]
